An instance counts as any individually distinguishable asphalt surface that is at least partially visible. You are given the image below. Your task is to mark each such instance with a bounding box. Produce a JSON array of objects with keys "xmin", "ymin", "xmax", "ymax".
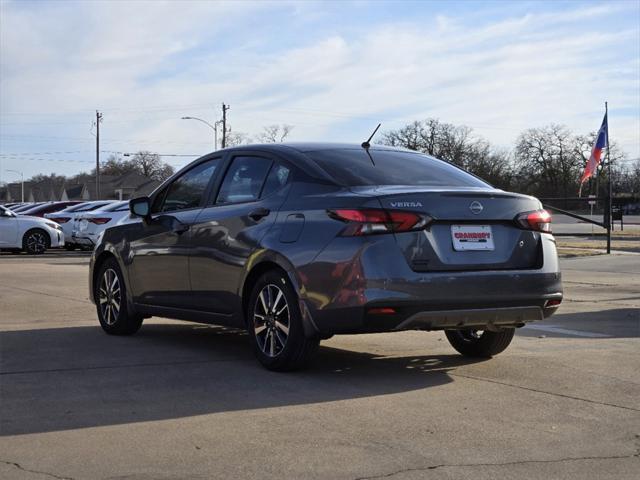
[
  {"xmin": 552, "ymin": 214, "xmax": 640, "ymax": 235},
  {"xmin": 0, "ymin": 253, "xmax": 638, "ymax": 479}
]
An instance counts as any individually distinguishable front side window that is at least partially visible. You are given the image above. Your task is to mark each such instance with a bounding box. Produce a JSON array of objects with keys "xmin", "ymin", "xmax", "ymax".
[
  {"xmin": 156, "ymin": 159, "xmax": 218, "ymax": 213},
  {"xmin": 216, "ymin": 156, "xmax": 272, "ymax": 204}
]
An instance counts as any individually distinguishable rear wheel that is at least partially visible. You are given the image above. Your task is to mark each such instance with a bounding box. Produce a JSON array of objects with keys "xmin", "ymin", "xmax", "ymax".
[
  {"xmin": 22, "ymin": 229, "xmax": 50, "ymax": 255},
  {"xmin": 95, "ymin": 258, "xmax": 143, "ymax": 335},
  {"xmin": 247, "ymin": 271, "xmax": 319, "ymax": 371},
  {"xmin": 445, "ymin": 328, "xmax": 515, "ymax": 357}
]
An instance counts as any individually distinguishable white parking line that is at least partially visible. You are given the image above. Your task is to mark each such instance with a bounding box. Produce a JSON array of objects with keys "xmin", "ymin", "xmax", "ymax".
[{"xmin": 523, "ymin": 324, "xmax": 612, "ymax": 338}]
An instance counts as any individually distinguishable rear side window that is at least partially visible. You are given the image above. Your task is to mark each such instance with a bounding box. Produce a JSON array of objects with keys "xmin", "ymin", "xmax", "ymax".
[
  {"xmin": 155, "ymin": 159, "xmax": 218, "ymax": 212},
  {"xmin": 216, "ymin": 156, "xmax": 272, "ymax": 204},
  {"xmin": 306, "ymin": 149, "xmax": 489, "ymax": 188},
  {"xmin": 261, "ymin": 164, "xmax": 290, "ymax": 197}
]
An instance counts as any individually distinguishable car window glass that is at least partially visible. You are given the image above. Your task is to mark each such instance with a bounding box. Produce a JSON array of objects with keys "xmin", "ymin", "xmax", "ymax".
[
  {"xmin": 217, "ymin": 156, "xmax": 272, "ymax": 204},
  {"xmin": 306, "ymin": 150, "xmax": 490, "ymax": 188},
  {"xmin": 157, "ymin": 159, "xmax": 218, "ymax": 212},
  {"xmin": 261, "ymin": 164, "xmax": 290, "ymax": 197},
  {"xmin": 101, "ymin": 202, "xmax": 127, "ymax": 212}
]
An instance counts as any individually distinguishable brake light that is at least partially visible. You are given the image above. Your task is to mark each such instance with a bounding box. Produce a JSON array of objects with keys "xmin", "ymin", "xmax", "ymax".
[
  {"xmin": 52, "ymin": 217, "xmax": 70, "ymax": 224},
  {"xmin": 516, "ymin": 209, "xmax": 552, "ymax": 233},
  {"xmin": 327, "ymin": 209, "xmax": 430, "ymax": 236},
  {"xmin": 89, "ymin": 217, "xmax": 111, "ymax": 225},
  {"xmin": 368, "ymin": 307, "xmax": 397, "ymax": 315}
]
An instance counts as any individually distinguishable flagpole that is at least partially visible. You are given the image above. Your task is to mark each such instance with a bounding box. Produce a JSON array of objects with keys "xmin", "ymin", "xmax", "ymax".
[{"xmin": 605, "ymin": 101, "xmax": 611, "ymax": 254}]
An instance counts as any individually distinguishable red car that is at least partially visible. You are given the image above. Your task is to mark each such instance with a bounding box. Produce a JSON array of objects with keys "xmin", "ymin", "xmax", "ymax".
[{"xmin": 18, "ymin": 201, "xmax": 82, "ymax": 217}]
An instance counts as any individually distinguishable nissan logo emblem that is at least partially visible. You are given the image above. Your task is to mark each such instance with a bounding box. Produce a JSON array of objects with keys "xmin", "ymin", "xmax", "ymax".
[{"xmin": 469, "ymin": 201, "xmax": 483, "ymax": 214}]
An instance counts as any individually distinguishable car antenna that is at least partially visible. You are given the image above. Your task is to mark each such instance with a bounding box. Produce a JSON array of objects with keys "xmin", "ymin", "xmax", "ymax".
[
  {"xmin": 361, "ymin": 123, "xmax": 381, "ymax": 149},
  {"xmin": 361, "ymin": 123, "xmax": 381, "ymax": 166}
]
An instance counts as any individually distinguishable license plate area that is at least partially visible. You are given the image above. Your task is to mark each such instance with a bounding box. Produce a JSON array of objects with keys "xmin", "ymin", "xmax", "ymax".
[{"xmin": 451, "ymin": 225, "xmax": 494, "ymax": 251}]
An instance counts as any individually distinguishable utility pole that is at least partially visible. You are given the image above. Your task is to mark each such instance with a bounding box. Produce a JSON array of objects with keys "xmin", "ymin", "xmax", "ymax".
[
  {"xmin": 221, "ymin": 103, "xmax": 230, "ymax": 148},
  {"xmin": 95, "ymin": 111, "xmax": 103, "ymax": 199}
]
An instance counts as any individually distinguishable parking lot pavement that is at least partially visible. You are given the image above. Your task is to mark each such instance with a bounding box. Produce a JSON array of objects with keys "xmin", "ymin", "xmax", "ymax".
[{"xmin": 0, "ymin": 256, "xmax": 638, "ymax": 480}]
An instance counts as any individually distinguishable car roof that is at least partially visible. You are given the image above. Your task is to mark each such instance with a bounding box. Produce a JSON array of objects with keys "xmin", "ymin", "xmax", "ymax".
[{"xmin": 218, "ymin": 142, "xmax": 409, "ymax": 154}]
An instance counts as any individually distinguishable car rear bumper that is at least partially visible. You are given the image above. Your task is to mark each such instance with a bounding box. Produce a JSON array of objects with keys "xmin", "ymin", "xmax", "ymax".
[
  {"xmin": 72, "ymin": 234, "xmax": 96, "ymax": 246},
  {"xmin": 297, "ymin": 233, "xmax": 562, "ymax": 335}
]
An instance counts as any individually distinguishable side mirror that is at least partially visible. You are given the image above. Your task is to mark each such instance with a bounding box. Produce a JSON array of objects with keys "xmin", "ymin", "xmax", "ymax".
[{"xmin": 130, "ymin": 196, "xmax": 151, "ymax": 219}]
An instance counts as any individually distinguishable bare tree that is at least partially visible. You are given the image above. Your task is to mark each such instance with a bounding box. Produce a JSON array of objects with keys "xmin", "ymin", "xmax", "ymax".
[
  {"xmin": 225, "ymin": 131, "xmax": 252, "ymax": 147},
  {"xmin": 128, "ymin": 151, "xmax": 174, "ymax": 181},
  {"xmin": 513, "ymin": 125, "xmax": 584, "ymax": 197},
  {"xmin": 98, "ymin": 154, "xmax": 132, "ymax": 177},
  {"xmin": 382, "ymin": 118, "xmax": 514, "ymax": 189},
  {"xmin": 257, "ymin": 124, "xmax": 294, "ymax": 143},
  {"xmin": 89, "ymin": 152, "xmax": 174, "ymax": 181}
]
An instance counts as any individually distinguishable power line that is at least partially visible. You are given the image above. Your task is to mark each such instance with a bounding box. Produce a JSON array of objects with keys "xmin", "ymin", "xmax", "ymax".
[{"xmin": 0, "ymin": 151, "xmax": 92, "ymax": 156}]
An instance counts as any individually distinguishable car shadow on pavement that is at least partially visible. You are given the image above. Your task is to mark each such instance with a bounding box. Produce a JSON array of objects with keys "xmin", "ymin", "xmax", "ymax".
[{"xmin": 0, "ymin": 323, "xmax": 484, "ymax": 436}]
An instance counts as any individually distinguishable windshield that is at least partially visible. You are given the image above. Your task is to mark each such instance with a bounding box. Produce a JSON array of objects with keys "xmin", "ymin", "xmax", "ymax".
[{"xmin": 306, "ymin": 149, "xmax": 490, "ymax": 188}]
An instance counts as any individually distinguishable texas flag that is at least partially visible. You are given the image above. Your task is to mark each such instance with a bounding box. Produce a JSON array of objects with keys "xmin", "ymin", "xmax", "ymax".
[{"xmin": 579, "ymin": 113, "xmax": 608, "ymax": 194}]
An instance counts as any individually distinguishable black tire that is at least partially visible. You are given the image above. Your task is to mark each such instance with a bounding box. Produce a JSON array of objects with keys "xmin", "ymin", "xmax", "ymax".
[
  {"xmin": 445, "ymin": 328, "xmax": 515, "ymax": 358},
  {"xmin": 247, "ymin": 270, "xmax": 319, "ymax": 371},
  {"xmin": 64, "ymin": 244, "xmax": 76, "ymax": 251},
  {"xmin": 22, "ymin": 229, "xmax": 50, "ymax": 255},
  {"xmin": 94, "ymin": 258, "xmax": 143, "ymax": 335}
]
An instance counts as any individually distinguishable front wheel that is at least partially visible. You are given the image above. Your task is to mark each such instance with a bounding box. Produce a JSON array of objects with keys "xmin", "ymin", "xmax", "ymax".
[
  {"xmin": 95, "ymin": 258, "xmax": 143, "ymax": 335},
  {"xmin": 445, "ymin": 328, "xmax": 515, "ymax": 357},
  {"xmin": 22, "ymin": 229, "xmax": 50, "ymax": 255},
  {"xmin": 247, "ymin": 271, "xmax": 319, "ymax": 371}
]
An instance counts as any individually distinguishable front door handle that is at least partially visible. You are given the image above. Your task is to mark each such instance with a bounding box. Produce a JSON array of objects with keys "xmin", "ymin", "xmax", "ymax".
[{"xmin": 249, "ymin": 207, "xmax": 270, "ymax": 221}]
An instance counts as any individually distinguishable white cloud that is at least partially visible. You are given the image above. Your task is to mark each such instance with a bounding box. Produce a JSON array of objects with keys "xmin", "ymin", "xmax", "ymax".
[{"xmin": 0, "ymin": 0, "xmax": 638, "ymax": 178}]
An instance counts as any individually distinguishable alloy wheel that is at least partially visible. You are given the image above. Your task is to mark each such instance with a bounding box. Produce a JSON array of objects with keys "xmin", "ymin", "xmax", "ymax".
[
  {"xmin": 26, "ymin": 232, "xmax": 47, "ymax": 254},
  {"xmin": 253, "ymin": 284, "xmax": 290, "ymax": 357},
  {"xmin": 99, "ymin": 268, "xmax": 121, "ymax": 326}
]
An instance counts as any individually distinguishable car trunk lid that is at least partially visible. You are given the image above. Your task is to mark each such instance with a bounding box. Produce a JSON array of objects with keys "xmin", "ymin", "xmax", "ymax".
[{"xmin": 353, "ymin": 186, "xmax": 544, "ymax": 272}]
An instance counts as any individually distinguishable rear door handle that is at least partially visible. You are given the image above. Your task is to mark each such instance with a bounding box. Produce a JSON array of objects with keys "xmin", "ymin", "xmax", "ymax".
[{"xmin": 249, "ymin": 207, "xmax": 270, "ymax": 221}]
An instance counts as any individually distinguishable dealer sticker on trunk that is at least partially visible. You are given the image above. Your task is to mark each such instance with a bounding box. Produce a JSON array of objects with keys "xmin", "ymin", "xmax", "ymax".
[{"xmin": 451, "ymin": 225, "xmax": 495, "ymax": 251}]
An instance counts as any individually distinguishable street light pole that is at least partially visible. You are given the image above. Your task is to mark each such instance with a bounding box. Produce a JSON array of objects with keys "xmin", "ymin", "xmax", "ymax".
[
  {"xmin": 181, "ymin": 116, "xmax": 221, "ymax": 151},
  {"xmin": 7, "ymin": 169, "xmax": 24, "ymax": 203}
]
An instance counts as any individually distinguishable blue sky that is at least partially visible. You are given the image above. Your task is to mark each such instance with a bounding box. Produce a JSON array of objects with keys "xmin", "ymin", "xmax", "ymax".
[{"xmin": 0, "ymin": 0, "xmax": 638, "ymax": 180}]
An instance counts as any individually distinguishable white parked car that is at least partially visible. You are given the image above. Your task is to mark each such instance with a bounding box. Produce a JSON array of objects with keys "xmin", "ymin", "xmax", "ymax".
[
  {"xmin": 0, "ymin": 205, "xmax": 65, "ymax": 254},
  {"xmin": 45, "ymin": 201, "xmax": 114, "ymax": 250},
  {"xmin": 72, "ymin": 201, "xmax": 130, "ymax": 249}
]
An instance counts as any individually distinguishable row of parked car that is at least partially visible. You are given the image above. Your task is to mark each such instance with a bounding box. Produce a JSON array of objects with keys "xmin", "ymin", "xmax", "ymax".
[{"xmin": 0, "ymin": 200, "xmax": 131, "ymax": 254}]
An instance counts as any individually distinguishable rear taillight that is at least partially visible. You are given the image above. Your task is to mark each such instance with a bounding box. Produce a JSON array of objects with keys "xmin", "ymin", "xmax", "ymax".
[
  {"xmin": 89, "ymin": 217, "xmax": 111, "ymax": 225},
  {"xmin": 52, "ymin": 217, "xmax": 70, "ymax": 224},
  {"xmin": 515, "ymin": 209, "xmax": 552, "ymax": 233},
  {"xmin": 327, "ymin": 209, "xmax": 430, "ymax": 236}
]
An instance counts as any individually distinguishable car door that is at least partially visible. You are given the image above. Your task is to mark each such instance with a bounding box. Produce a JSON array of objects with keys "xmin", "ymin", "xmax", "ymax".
[
  {"xmin": 128, "ymin": 157, "xmax": 220, "ymax": 309},
  {"xmin": 0, "ymin": 208, "xmax": 20, "ymax": 247},
  {"xmin": 189, "ymin": 153, "xmax": 292, "ymax": 315}
]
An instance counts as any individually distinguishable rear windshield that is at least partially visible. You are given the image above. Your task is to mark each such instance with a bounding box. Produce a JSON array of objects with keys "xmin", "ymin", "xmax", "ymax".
[
  {"xmin": 80, "ymin": 202, "xmax": 113, "ymax": 212},
  {"xmin": 100, "ymin": 201, "xmax": 128, "ymax": 212},
  {"xmin": 306, "ymin": 149, "xmax": 490, "ymax": 188}
]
